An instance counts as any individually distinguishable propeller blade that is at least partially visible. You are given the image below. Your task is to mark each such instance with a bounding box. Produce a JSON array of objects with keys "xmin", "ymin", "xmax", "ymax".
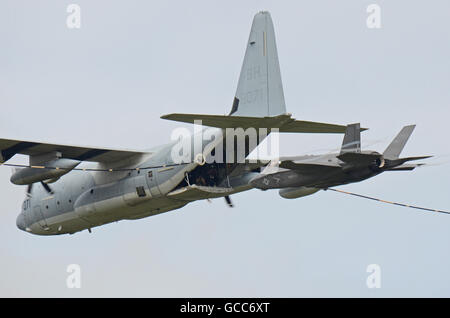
[
  {"xmin": 224, "ymin": 195, "xmax": 233, "ymax": 208},
  {"xmin": 41, "ymin": 181, "xmax": 54, "ymax": 194},
  {"xmin": 26, "ymin": 183, "xmax": 33, "ymax": 197}
]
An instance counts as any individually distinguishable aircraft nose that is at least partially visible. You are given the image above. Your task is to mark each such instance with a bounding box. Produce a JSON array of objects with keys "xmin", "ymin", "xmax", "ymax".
[{"xmin": 16, "ymin": 214, "xmax": 26, "ymax": 231}]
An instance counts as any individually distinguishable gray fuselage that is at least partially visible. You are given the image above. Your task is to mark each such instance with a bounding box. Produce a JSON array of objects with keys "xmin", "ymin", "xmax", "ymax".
[
  {"xmin": 250, "ymin": 153, "xmax": 383, "ymax": 190},
  {"xmin": 15, "ymin": 130, "xmax": 256, "ymax": 236}
]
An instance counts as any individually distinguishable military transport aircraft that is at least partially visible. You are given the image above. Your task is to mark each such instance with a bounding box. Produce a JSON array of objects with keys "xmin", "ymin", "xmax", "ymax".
[
  {"xmin": 250, "ymin": 123, "xmax": 431, "ymax": 198},
  {"xmin": 1, "ymin": 12, "xmax": 352, "ymax": 235}
]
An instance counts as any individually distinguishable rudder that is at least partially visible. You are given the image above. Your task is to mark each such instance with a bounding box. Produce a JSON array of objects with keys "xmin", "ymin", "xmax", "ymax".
[
  {"xmin": 383, "ymin": 125, "xmax": 416, "ymax": 159},
  {"xmin": 340, "ymin": 123, "xmax": 361, "ymax": 154}
]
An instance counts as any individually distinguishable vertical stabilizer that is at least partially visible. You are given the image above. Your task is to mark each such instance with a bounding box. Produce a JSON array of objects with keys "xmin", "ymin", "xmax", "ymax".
[
  {"xmin": 383, "ymin": 125, "xmax": 416, "ymax": 159},
  {"xmin": 230, "ymin": 11, "xmax": 286, "ymax": 117},
  {"xmin": 340, "ymin": 123, "xmax": 361, "ymax": 154}
]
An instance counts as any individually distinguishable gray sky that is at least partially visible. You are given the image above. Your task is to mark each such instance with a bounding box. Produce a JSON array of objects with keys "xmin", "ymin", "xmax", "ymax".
[{"xmin": 1, "ymin": 0, "xmax": 449, "ymax": 297}]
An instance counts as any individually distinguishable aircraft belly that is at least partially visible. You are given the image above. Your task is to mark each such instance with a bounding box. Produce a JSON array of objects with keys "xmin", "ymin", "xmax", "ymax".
[
  {"xmin": 168, "ymin": 185, "xmax": 234, "ymax": 201},
  {"xmin": 75, "ymin": 186, "xmax": 192, "ymax": 221},
  {"xmin": 251, "ymin": 170, "xmax": 321, "ymax": 189},
  {"xmin": 124, "ymin": 197, "xmax": 188, "ymax": 220},
  {"xmin": 302, "ymin": 169, "xmax": 379, "ymax": 188}
]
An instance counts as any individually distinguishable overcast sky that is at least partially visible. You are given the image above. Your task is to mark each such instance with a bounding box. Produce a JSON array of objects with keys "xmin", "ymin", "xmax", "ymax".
[{"xmin": 1, "ymin": 0, "xmax": 449, "ymax": 297}]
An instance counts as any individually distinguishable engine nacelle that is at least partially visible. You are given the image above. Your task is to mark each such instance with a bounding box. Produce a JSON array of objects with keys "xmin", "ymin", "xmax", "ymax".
[
  {"xmin": 279, "ymin": 187, "xmax": 320, "ymax": 199},
  {"xmin": 369, "ymin": 156, "xmax": 385, "ymax": 172},
  {"xmin": 375, "ymin": 157, "xmax": 385, "ymax": 168},
  {"xmin": 10, "ymin": 158, "xmax": 80, "ymax": 185}
]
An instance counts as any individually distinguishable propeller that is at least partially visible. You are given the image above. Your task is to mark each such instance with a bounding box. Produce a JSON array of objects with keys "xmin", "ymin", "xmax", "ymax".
[
  {"xmin": 26, "ymin": 181, "xmax": 54, "ymax": 197},
  {"xmin": 224, "ymin": 195, "xmax": 234, "ymax": 208},
  {"xmin": 41, "ymin": 181, "xmax": 54, "ymax": 194},
  {"xmin": 26, "ymin": 184, "xmax": 33, "ymax": 197}
]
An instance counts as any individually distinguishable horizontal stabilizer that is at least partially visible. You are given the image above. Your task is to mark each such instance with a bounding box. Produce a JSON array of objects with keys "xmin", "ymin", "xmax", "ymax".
[
  {"xmin": 385, "ymin": 164, "xmax": 424, "ymax": 171},
  {"xmin": 399, "ymin": 155, "xmax": 432, "ymax": 162},
  {"xmin": 389, "ymin": 155, "xmax": 432, "ymax": 166},
  {"xmin": 161, "ymin": 113, "xmax": 364, "ymax": 134}
]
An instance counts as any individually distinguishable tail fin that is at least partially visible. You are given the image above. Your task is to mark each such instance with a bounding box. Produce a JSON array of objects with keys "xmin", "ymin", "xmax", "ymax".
[
  {"xmin": 161, "ymin": 12, "xmax": 353, "ymax": 134},
  {"xmin": 340, "ymin": 123, "xmax": 361, "ymax": 154},
  {"xmin": 230, "ymin": 11, "xmax": 286, "ymax": 117},
  {"xmin": 383, "ymin": 125, "xmax": 415, "ymax": 159}
]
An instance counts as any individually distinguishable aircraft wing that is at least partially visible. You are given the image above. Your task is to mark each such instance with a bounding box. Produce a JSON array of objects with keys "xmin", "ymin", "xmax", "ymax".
[
  {"xmin": 279, "ymin": 161, "xmax": 340, "ymax": 173},
  {"xmin": 336, "ymin": 152, "xmax": 381, "ymax": 165},
  {"xmin": 0, "ymin": 138, "xmax": 148, "ymax": 163},
  {"xmin": 161, "ymin": 113, "xmax": 363, "ymax": 134}
]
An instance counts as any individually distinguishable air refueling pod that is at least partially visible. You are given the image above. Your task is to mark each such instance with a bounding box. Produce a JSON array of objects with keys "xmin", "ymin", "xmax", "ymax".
[
  {"xmin": 279, "ymin": 187, "xmax": 320, "ymax": 199},
  {"xmin": 10, "ymin": 158, "xmax": 81, "ymax": 185}
]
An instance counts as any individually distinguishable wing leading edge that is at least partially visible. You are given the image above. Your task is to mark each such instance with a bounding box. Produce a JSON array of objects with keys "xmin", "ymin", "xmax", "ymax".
[{"xmin": 0, "ymin": 138, "xmax": 148, "ymax": 164}]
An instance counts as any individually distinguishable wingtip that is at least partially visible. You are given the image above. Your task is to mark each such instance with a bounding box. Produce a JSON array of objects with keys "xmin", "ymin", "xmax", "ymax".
[
  {"xmin": 256, "ymin": 10, "xmax": 271, "ymax": 16},
  {"xmin": 253, "ymin": 10, "xmax": 273, "ymax": 23}
]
